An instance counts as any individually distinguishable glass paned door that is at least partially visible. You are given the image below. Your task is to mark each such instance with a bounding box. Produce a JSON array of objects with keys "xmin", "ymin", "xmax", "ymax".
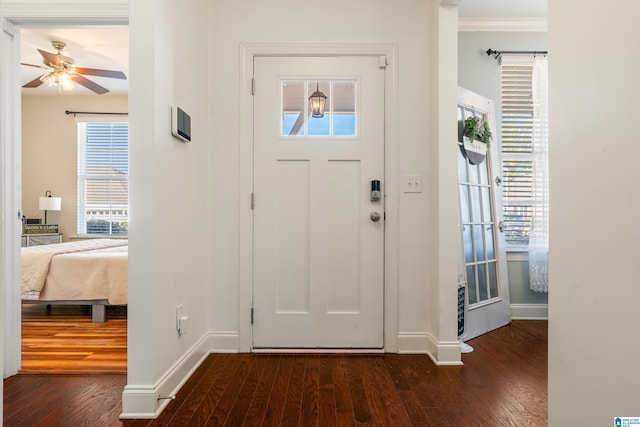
[
  {"xmin": 457, "ymin": 87, "xmax": 511, "ymax": 341},
  {"xmin": 458, "ymin": 106, "xmax": 498, "ymax": 305}
]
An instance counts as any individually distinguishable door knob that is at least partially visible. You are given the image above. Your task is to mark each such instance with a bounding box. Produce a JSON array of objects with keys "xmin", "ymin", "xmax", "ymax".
[{"xmin": 370, "ymin": 212, "xmax": 381, "ymax": 222}]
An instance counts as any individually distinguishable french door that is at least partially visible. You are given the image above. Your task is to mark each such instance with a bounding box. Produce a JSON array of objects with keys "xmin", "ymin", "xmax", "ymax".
[{"xmin": 458, "ymin": 87, "xmax": 511, "ymax": 341}]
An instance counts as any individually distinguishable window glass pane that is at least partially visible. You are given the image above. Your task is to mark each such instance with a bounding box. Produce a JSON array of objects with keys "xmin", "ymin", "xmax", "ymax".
[
  {"xmin": 474, "ymin": 225, "xmax": 485, "ymax": 262},
  {"xmin": 466, "ymin": 265, "xmax": 477, "ymax": 305},
  {"xmin": 463, "ymin": 224, "xmax": 473, "ymax": 264},
  {"xmin": 468, "ymin": 162, "xmax": 479, "ymax": 185},
  {"xmin": 282, "ymin": 80, "xmax": 305, "ymax": 136},
  {"xmin": 470, "ymin": 186, "xmax": 481, "ymax": 222},
  {"xmin": 457, "ymin": 147, "xmax": 468, "ymax": 183},
  {"xmin": 459, "ymin": 185, "xmax": 470, "ymax": 224},
  {"xmin": 485, "ymin": 225, "xmax": 495, "ymax": 260},
  {"xmin": 308, "ymin": 80, "xmax": 330, "ymax": 136},
  {"xmin": 488, "ymin": 262, "xmax": 498, "ymax": 298},
  {"xmin": 332, "ymin": 80, "xmax": 356, "ymax": 136},
  {"xmin": 477, "ymin": 263, "xmax": 488, "ymax": 301},
  {"xmin": 77, "ymin": 122, "xmax": 129, "ymax": 235},
  {"xmin": 481, "ymin": 187, "xmax": 493, "ymax": 222},
  {"xmin": 478, "ymin": 152, "xmax": 489, "ymax": 185}
]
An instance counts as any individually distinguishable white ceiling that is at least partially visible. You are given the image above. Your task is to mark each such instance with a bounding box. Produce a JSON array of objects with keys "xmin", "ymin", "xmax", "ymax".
[{"xmin": 20, "ymin": 28, "xmax": 128, "ymax": 96}]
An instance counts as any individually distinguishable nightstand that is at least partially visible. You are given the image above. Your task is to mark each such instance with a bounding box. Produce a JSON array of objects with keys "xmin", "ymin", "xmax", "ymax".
[{"xmin": 21, "ymin": 233, "xmax": 63, "ymax": 247}]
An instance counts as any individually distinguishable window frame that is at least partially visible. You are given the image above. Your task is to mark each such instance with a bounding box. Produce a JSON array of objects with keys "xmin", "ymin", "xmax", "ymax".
[{"xmin": 76, "ymin": 116, "xmax": 129, "ymax": 236}]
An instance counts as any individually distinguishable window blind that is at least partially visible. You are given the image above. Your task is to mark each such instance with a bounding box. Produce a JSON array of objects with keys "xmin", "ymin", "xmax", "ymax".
[
  {"xmin": 501, "ymin": 56, "xmax": 534, "ymax": 246},
  {"xmin": 77, "ymin": 122, "xmax": 129, "ymax": 235}
]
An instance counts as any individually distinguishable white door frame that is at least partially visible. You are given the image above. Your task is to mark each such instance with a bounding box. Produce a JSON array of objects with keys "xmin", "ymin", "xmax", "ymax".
[
  {"xmin": 238, "ymin": 43, "xmax": 399, "ymax": 352},
  {"xmin": 0, "ymin": 7, "xmax": 128, "ymax": 378}
]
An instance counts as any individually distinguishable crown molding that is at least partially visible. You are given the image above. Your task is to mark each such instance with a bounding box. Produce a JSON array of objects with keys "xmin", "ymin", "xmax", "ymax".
[{"xmin": 459, "ymin": 18, "xmax": 547, "ymax": 32}]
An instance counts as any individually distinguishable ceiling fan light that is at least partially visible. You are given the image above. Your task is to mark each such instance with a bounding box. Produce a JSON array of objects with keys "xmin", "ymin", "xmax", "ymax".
[
  {"xmin": 58, "ymin": 72, "xmax": 74, "ymax": 90},
  {"xmin": 40, "ymin": 70, "xmax": 74, "ymax": 91}
]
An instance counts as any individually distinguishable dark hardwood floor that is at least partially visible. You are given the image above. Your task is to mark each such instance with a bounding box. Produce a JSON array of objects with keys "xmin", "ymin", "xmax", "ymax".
[{"xmin": 4, "ymin": 320, "xmax": 547, "ymax": 426}]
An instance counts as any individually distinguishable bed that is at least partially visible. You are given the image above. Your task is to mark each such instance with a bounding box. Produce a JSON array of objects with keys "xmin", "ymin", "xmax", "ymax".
[{"xmin": 21, "ymin": 239, "xmax": 128, "ymax": 322}]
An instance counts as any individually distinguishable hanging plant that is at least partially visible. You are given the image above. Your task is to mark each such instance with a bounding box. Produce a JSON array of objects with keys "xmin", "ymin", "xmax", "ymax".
[
  {"xmin": 463, "ymin": 116, "xmax": 492, "ymax": 146},
  {"xmin": 460, "ymin": 116, "xmax": 492, "ymax": 165}
]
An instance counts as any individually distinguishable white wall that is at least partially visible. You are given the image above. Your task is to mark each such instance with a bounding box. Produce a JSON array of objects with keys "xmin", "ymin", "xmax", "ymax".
[
  {"xmin": 208, "ymin": 0, "xmax": 460, "ymax": 359},
  {"xmin": 22, "ymin": 95, "xmax": 128, "ymax": 240},
  {"xmin": 123, "ymin": 0, "xmax": 210, "ymax": 417},
  {"xmin": 549, "ymin": 1, "xmax": 640, "ymax": 424}
]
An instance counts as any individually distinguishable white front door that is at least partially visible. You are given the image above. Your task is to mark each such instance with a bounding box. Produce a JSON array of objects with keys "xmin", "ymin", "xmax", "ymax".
[
  {"xmin": 457, "ymin": 87, "xmax": 511, "ymax": 341},
  {"xmin": 252, "ymin": 56, "xmax": 385, "ymax": 348}
]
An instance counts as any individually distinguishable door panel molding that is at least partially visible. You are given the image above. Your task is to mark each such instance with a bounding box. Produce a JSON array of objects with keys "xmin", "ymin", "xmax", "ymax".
[{"xmin": 238, "ymin": 43, "xmax": 399, "ymax": 352}]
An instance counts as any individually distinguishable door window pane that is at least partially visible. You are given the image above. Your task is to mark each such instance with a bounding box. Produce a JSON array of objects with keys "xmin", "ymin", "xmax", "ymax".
[
  {"xmin": 308, "ymin": 80, "xmax": 331, "ymax": 136},
  {"xmin": 333, "ymin": 80, "xmax": 356, "ymax": 136},
  {"xmin": 281, "ymin": 79, "xmax": 357, "ymax": 138},
  {"xmin": 466, "ymin": 265, "xmax": 477, "ymax": 305},
  {"xmin": 282, "ymin": 80, "xmax": 305, "ymax": 136},
  {"xmin": 478, "ymin": 263, "xmax": 488, "ymax": 301}
]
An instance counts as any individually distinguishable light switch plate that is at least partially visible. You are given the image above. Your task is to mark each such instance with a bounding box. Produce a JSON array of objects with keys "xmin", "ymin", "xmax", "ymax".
[{"xmin": 402, "ymin": 174, "xmax": 423, "ymax": 193}]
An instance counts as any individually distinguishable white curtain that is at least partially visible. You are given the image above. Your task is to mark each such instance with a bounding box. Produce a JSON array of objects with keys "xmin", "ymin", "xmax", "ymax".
[{"xmin": 528, "ymin": 56, "xmax": 549, "ymax": 293}]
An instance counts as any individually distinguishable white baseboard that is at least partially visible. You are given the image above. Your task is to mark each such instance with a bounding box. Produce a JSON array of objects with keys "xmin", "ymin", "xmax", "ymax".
[
  {"xmin": 510, "ymin": 304, "xmax": 548, "ymax": 320},
  {"xmin": 209, "ymin": 331, "xmax": 239, "ymax": 352},
  {"xmin": 120, "ymin": 334, "xmax": 210, "ymax": 419},
  {"xmin": 397, "ymin": 333, "xmax": 463, "ymax": 366}
]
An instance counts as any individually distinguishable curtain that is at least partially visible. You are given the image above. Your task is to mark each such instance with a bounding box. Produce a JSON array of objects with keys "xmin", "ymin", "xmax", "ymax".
[{"xmin": 528, "ymin": 56, "xmax": 549, "ymax": 293}]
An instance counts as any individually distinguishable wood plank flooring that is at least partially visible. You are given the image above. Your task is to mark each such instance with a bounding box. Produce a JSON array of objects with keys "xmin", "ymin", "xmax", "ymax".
[
  {"xmin": 20, "ymin": 304, "xmax": 127, "ymax": 374},
  {"xmin": 4, "ymin": 320, "xmax": 547, "ymax": 426}
]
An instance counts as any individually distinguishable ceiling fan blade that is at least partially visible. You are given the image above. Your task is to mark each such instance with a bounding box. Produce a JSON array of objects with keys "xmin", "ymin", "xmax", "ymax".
[
  {"xmin": 23, "ymin": 75, "xmax": 45, "ymax": 88},
  {"xmin": 75, "ymin": 67, "xmax": 126, "ymax": 80},
  {"xmin": 72, "ymin": 74, "xmax": 109, "ymax": 95},
  {"xmin": 37, "ymin": 49, "xmax": 74, "ymax": 66},
  {"xmin": 21, "ymin": 62, "xmax": 50, "ymax": 70}
]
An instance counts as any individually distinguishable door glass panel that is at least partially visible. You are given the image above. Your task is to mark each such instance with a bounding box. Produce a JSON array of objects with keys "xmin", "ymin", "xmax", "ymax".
[
  {"xmin": 485, "ymin": 225, "xmax": 495, "ymax": 260},
  {"xmin": 468, "ymin": 162, "xmax": 479, "ymax": 185},
  {"xmin": 474, "ymin": 225, "xmax": 485, "ymax": 262},
  {"xmin": 333, "ymin": 80, "xmax": 356, "ymax": 136},
  {"xmin": 459, "ymin": 186, "xmax": 470, "ymax": 223},
  {"xmin": 470, "ymin": 186, "xmax": 481, "ymax": 222},
  {"xmin": 477, "ymin": 263, "xmax": 488, "ymax": 301},
  {"xmin": 308, "ymin": 80, "xmax": 331, "ymax": 136},
  {"xmin": 457, "ymin": 147, "xmax": 468, "ymax": 182},
  {"xmin": 463, "ymin": 225, "xmax": 473, "ymax": 263},
  {"xmin": 282, "ymin": 80, "xmax": 305, "ymax": 136},
  {"xmin": 282, "ymin": 79, "xmax": 357, "ymax": 138},
  {"xmin": 478, "ymin": 155, "xmax": 489, "ymax": 185},
  {"xmin": 481, "ymin": 187, "xmax": 492, "ymax": 222},
  {"xmin": 466, "ymin": 265, "xmax": 477, "ymax": 304},
  {"xmin": 488, "ymin": 261, "xmax": 498, "ymax": 298}
]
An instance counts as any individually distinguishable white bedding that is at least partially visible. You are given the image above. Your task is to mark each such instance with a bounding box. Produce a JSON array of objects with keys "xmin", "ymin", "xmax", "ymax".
[{"xmin": 21, "ymin": 239, "xmax": 128, "ymax": 304}]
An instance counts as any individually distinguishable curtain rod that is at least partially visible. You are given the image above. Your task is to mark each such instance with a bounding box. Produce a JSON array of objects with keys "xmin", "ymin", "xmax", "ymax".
[
  {"xmin": 486, "ymin": 48, "xmax": 548, "ymax": 59},
  {"xmin": 65, "ymin": 110, "xmax": 128, "ymax": 117}
]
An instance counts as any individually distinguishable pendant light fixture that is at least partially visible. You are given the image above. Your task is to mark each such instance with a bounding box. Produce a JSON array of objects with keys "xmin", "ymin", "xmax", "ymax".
[{"xmin": 309, "ymin": 82, "xmax": 327, "ymax": 118}]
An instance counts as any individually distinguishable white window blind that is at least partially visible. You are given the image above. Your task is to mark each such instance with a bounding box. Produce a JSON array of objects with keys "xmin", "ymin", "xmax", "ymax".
[
  {"xmin": 501, "ymin": 56, "xmax": 534, "ymax": 246},
  {"xmin": 77, "ymin": 121, "xmax": 129, "ymax": 235}
]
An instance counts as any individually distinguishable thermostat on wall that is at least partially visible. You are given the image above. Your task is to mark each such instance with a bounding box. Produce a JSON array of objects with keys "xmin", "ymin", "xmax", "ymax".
[{"xmin": 171, "ymin": 105, "xmax": 191, "ymax": 142}]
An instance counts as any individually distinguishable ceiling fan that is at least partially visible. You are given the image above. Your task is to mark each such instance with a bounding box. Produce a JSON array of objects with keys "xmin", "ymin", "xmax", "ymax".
[{"xmin": 21, "ymin": 40, "xmax": 126, "ymax": 95}]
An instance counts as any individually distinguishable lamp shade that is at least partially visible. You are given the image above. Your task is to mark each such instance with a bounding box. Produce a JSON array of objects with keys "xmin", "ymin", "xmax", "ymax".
[{"xmin": 39, "ymin": 196, "xmax": 62, "ymax": 211}]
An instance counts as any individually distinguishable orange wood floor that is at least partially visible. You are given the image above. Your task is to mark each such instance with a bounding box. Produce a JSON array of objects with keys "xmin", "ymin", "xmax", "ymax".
[{"xmin": 20, "ymin": 304, "xmax": 127, "ymax": 374}]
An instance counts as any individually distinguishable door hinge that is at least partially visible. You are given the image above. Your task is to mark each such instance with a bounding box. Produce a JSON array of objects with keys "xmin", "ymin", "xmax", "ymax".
[
  {"xmin": 251, "ymin": 307, "xmax": 254, "ymax": 324},
  {"xmin": 251, "ymin": 78, "xmax": 255, "ymax": 95},
  {"xmin": 251, "ymin": 193, "xmax": 255, "ymax": 210},
  {"xmin": 379, "ymin": 55, "xmax": 387, "ymax": 69}
]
